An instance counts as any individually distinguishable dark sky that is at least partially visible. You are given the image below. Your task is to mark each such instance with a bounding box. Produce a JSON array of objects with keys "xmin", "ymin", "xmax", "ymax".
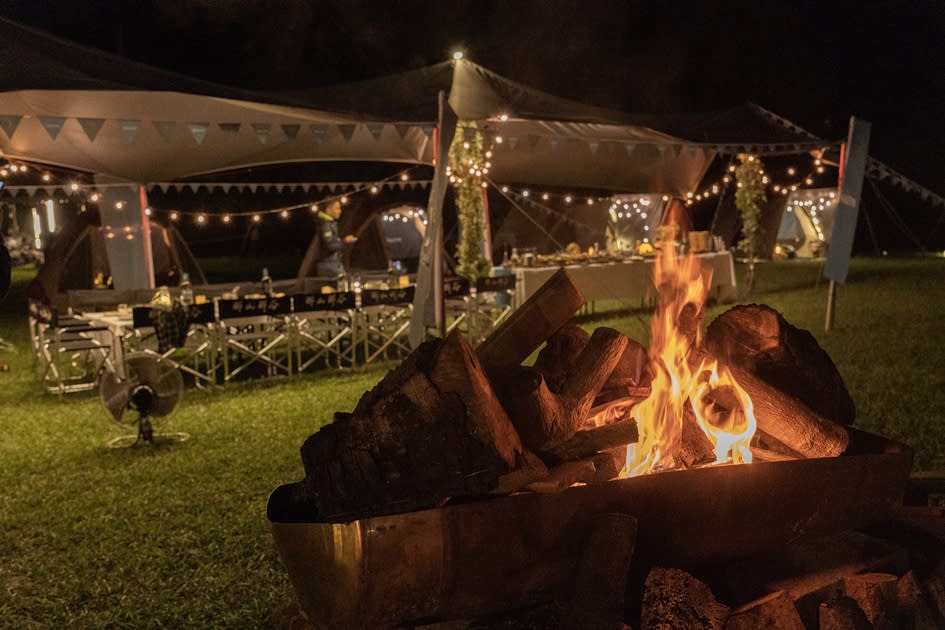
[{"xmin": 3, "ymin": 1, "xmax": 944, "ymax": 196}]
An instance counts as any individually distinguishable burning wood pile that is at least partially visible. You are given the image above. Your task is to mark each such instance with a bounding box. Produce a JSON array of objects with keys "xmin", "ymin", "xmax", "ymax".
[
  {"xmin": 271, "ymin": 248, "xmax": 929, "ymax": 629},
  {"xmin": 297, "ymin": 250, "xmax": 854, "ymax": 522}
]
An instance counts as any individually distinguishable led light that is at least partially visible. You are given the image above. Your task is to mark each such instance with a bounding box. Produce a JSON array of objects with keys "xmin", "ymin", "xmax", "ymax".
[
  {"xmin": 223, "ymin": 214, "xmax": 231, "ymax": 224},
  {"xmin": 370, "ymin": 185, "xmax": 379, "ymax": 194},
  {"xmin": 787, "ymin": 167, "xmax": 796, "ymax": 176},
  {"xmin": 310, "ymin": 204, "xmax": 318, "ymax": 212},
  {"xmin": 341, "ymin": 195, "xmax": 349, "ymax": 204},
  {"xmin": 144, "ymin": 207, "xmax": 152, "ymax": 217},
  {"xmin": 170, "ymin": 211, "xmax": 179, "ymax": 221},
  {"xmin": 196, "ymin": 214, "xmax": 206, "ymax": 225},
  {"xmin": 541, "ymin": 193, "xmax": 549, "ymax": 201},
  {"xmin": 662, "ymin": 195, "xmax": 669, "ymax": 201},
  {"xmin": 90, "ymin": 193, "xmax": 100, "ymax": 202},
  {"xmin": 252, "ymin": 214, "xmax": 261, "ymax": 223},
  {"xmin": 452, "ymin": 51, "xmax": 464, "ymax": 60},
  {"xmin": 522, "ymin": 190, "xmax": 529, "ymax": 197},
  {"xmin": 42, "ymin": 173, "xmax": 51, "ymax": 182},
  {"xmin": 495, "ymin": 136, "xmax": 503, "ymax": 144},
  {"xmin": 498, "ymin": 113, "xmax": 509, "ymax": 122},
  {"xmin": 501, "ymin": 186, "xmax": 509, "ymax": 193},
  {"xmin": 281, "ymin": 209, "xmax": 289, "ymax": 219},
  {"xmin": 115, "ymin": 201, "xmax": 124, "ymax": 210},
  {"xmin": 805, "ymin": 178, "xmax": 813, "ymax": 185},
  {"xmin": 586, "ymin": 198, "xmax": 593, "ymax": 205},
  {"xmin": 565, "ymin": 195, "xmax": 573, "ymax": 203},
  {"xmin": 70, "ymin": 182, "xmax": 79, "ymax": 191},
  {"xmin": 400, "ymin": 173, "xmax": 409, "ymax": 181}
]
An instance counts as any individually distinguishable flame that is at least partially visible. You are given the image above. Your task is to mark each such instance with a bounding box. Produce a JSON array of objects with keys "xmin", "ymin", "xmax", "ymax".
[{"xmin": 620, "ymin": 246, "xmax": 757, "ymax": 477}]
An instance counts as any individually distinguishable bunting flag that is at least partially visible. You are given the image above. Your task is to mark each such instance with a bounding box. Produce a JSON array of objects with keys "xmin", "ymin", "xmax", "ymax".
[
  {"xmin": 366, "ymin": 122, "xmax": 385, "ymax": 140},
  {"xmin": 120, "ymin": 119, "xmax": 141, "ymax": 144},
  {"xmin": 394, "ymin": 124, "xmax": 411, "ymax": 139},
  {"xmin": 310, "ymin": 124, "xmax": 328, "ymax": 143},
  {"xmin": 506, "ymin": 135, "xmax": 519, "ymax": 150},
  {"xmin": 337, "ymin": 124, "xmax": 356, "ymax": 143},
  {"xmin": 157, "ymin": 183, "xmax": 171, "ymax": 193},
  {"xmin": 670, "ymin": 144, "xmax": 683, "ymax": 158},
  {"xmin": 625, "ymin": 142, "xmax": 636, "ymax": 158},
  {"xmin": 281, "ymin": 124, "xmax": 300, "ymax": 140},
  {"xmin": 77, "ymin": 118, "xmax": 105, "ymax": 142},
  {"xmin": 219, "ymin": 123, "xmax": 241, "ymax": 141},
  {"xmin": 420, "ymin": 124, "xmax": 434, "ymax": 139},
  {"xmin": 188, "ymin": 122, "xmax": 209, "ymax": 145},
  {"xmin": 153, "ymin": 120, "xmax": 176, "ymax": 143},
  {"xmin": 0, "ymin": 114, "xmax": 21, "ymax": 139},
  {"xmin": 40, "ymin": 116, "xmax": 66, "ymax": 140},
  {"xmin": 252, "ymin": 123, "xmax": 271, "ymax": 144},
  {"xmin": 549, "ymin": 137, "xmax": 559, "ymax": 152},
  {"xmin": 588, "ymin": 140, "xmax": 600, "ymax": 155}
]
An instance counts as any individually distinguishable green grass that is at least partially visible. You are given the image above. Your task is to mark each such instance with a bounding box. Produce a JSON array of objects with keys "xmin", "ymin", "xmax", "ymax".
[{"xmin": 0, "ymin": 255, "xmax": 943, "ymax": 627}]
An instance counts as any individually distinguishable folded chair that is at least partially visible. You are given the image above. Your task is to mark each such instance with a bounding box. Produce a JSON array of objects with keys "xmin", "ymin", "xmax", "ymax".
[
  {"xmin": 291, "ymin": 291, "xmax": 357, "ymax": 372},
  {"xmin": 216, "ymin": 296, "xmax": 293, "ymax": 384},
  {"xmin": 29, "ymin": 300, "xmax": 114, "ymax": 395},
  {"xmin": 128, "ymin": 303, "xmax": 219, "ymax": 390},
  {"xmin": 357, "ymin": 286, "xmax": 416, "ymax": 364}
]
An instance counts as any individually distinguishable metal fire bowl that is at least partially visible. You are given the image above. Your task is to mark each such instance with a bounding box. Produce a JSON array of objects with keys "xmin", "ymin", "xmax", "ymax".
[{"xmin": 268, "ymin": 429, "xmax": 912, "ymax": 629}]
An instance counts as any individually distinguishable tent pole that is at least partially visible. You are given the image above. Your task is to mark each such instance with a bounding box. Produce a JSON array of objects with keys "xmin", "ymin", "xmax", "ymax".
[
  {"xmin": 433, "ymin": 96, "xmax": 446, "ymax": 338},
  {"xmin": 138, "ymin": 185, "xmax": 155, "ymax": 289},
  {"xmin": 825, "ymin": 280, "xmax": 837, "ymax": 332}
]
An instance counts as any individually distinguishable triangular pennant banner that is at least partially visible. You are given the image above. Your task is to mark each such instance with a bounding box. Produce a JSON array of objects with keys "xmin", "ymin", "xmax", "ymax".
[
  {"xmin": 394, "ymin": 124, "xmax": 411, "ymax": 139},
  {"xmin": 278, "ymin": 184, "xmax": 290, "ymax": 193},
  {"xmin": 252, "ymin": 123, "xmax": 271, "ymax": 144},
  {"xmin": 219, "ymin": 123, "xmax": 241, "ymax": 141},
  {"xmin": 77, "ymin": 118, "xmax": 105, "ymax": 142},
  {"xmin": 248, "ymin": 184, "xmax": 259, "ymax": 193},
  {"xmin": 506, "ymin": 136, "xmax": 519, "ymax": 150},
  {"xmin": 624, "ymin": 143, "xmax": 636, "ymax": 158},
  {"xmin": 588, "ymin": 141, "xmax": 600, "ymax": 155},
  {"xmin": 656, "ymin": 144, "xmax": 668, "ymax": 156},
  {"xmin": 670, "ymin": 144, "xmax": 682, "ymax": 157},
  {"xmin": 120, "ymin": 119, "xmax": 140, "ymax": 144},
  {"xmin": 223, "ymin": 184, "xmax": 234, "ymax": 193},
  {"xmin": 366, "ymin": 122, "xmax": 385, "ymax": 140},
  {"xmin": 40, "ymin": 116, "xmax": 66, "ymax": 141},
  {"xmin": 188, "ymin": 122, "xmax": 209, "ymax": 145},
  {"xmin": 310, "ymin": 124, "xmax": 328, "ymax": 143},
  {"xmin": 420, "ymin": 124, "xmax": 434, "ymax": 138},
  {"xmin": 25, "ymin": 186, "xmax": 38, "ymax": 196},
  {"xmin": 281, "ymin": 124, "xmax": 300, "ymax": 140},
  {"xmin": 549, "ymin": 137, "xmax": 559, "ymax": 152},
  {"xmin": 185, "ymin": 184, "xmax": 197, "ymax": 193},
  {"xmin": 158, "ymin": 183, "xmax": 171, "ymax": 193},
  {"xmin": 337, "ymin": 124, "xmax": 356, "ymax": 143},
  {"xmin": 0, "ymin": 114, "xmax": 22, "ymax": 138},
  {"xmin": 153, "ymin": 121, "xmax": 176, "ymax": 143}
]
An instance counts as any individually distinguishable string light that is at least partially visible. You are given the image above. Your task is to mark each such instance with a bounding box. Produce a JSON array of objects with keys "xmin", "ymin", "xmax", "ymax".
[
  {"xmin": 252, "ymin": 214, "xmax": 261, "ymax": 223},
  {"xmin": 222, "ymin": 214, "xmax": 231, "ymax": 224},
  {"xmin": 169, "ymin": 211, "xmax": 179, "ymax": 221},
  {"xmin": 280, "ymin": 209, "xmax": 289, "ymax": 219},
  {"xmin": 196, "ymin": 213, "xmax": 206, "ymax": 225}
]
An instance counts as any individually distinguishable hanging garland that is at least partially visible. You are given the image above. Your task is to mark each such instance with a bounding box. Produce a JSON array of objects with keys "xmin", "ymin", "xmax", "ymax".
[
  {"xmin": 734, "ymin": 154, "xmax": 767, "ymax": 291},
  {"xmin": 448, "ymin": 122, "xmax": 492, "ymax": 282}
]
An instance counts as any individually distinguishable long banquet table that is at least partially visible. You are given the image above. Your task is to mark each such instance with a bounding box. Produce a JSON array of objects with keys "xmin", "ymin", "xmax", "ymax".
[{"xmin": 511, "ymin": 251, "xmax": 737, "ymax": 308}]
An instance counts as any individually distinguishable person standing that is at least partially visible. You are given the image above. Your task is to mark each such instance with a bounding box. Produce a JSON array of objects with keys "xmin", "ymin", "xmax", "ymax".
[{"xmin": 315, "ymin": 200, "xmax": 357, "ymax": 279}]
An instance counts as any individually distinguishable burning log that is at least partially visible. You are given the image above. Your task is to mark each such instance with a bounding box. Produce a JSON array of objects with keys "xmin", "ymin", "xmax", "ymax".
[
  {"xmin": 542, "ymin": 421, "xmax": 639, "ymax": 466},
  {"xmin": 300, "ymin": 331, "xmax": 524, "ymax": 520},
  {"xmin": 709, "ymin": 359, "xmax": 849, "ymax": 459},
  {"xmin": 491, "ymin": 327, "xmax": 629, "ymax": 452},
  {"xmin": 705, "ymin": 304, "xmax": 855, "ymax": 427},
  {"xmin": 642, "ymin": 567, "xmax": 729, "ymax": 630},
  {"xmin": 526, "ymin": 459, "xmax": 599, "ymax": 493},
  {"xmin": 477, "ymin": 268, "xmax": 585, "ymax": 371}
]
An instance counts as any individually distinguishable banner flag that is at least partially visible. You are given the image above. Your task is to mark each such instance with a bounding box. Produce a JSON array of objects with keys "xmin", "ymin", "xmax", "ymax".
[
  {"xmin": 219, "ymin": 123, "xmax": 241, "ymax": 141},
  {"xmin": 0, "ymin": 115, "xmax": 21, "ymax": 138},
  {"xmin": 588, "ymin": 140, "xmax": 600, "ymax": 155},
  {"xmin": 120, "ymin": 120, "xmax": 141, "ymax": 144},
  {"xmin": 153, "ymin": 121, "xmax": 176, "ymax": 143},
  {"xmin": 366, "ymin": 122, "xmax": 385, "ymax": 140},
  {"xmin": 394, "ymin": 124, "xmax": 411, "ymax": 139},
  {"xmin": 624, "ymin": 143, "xmax": 636, "ymax": 158},
  {"xmin": 187, "ymin": 122, "xmax": 209, "ymax": 145},
  {"xmin": 506, "ymin": 135, "xmax": 519, "ymax": 150},
  {"xmin": 40, "ymin": 116, "xmax": 66, "ymax": 140},
  {"xmin": 310, "ymin": 124, "xmax": 328, "ymax": 143},
  {"xmin": 158, "ymin": 183, "xmax": 171, "ymax": 193},
  {"xmin": 549, "ymin": 137, "xmax": 559, "ymax": 152},
  {"xmin": 410, "ymin": 91, "xmax": 457, "ymax": 348},
  {"xmin": 337, "ymin": 124, "xmax": 356, "ymax": 143},
  {"xmin": 252, "ymin": 123, "xmax": 271, "ymax": 144},
  {"xmin": 825, "ymin": 117, "xmax": 871, "ymax": 284},
  {"xmin": 281, "ymin": 124, "xmax": 300, "ymax": 140},
  {"xmin": 77, "ymin": 118, "xmax": 105, "ymax": 142}
]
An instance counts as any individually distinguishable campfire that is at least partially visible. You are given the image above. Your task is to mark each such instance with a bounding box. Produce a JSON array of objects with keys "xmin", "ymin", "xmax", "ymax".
[{"xmin": 269, "ymin": 249, "xmax": 920, "ymax": 629}]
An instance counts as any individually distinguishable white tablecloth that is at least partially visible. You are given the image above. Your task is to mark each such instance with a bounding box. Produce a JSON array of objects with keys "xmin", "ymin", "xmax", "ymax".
[{"xmin": 512, "ymin": 251, "xmax": 737, "ymax": 307}]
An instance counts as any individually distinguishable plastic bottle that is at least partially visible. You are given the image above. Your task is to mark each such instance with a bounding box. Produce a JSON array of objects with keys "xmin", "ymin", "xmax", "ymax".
[
  {"xmin": 179, "ymin": 272, "xmax": 194, "ymax": 306},
  {"xmin": 261, "ymin": 267, "xmax": 273, "ymax": 297}
]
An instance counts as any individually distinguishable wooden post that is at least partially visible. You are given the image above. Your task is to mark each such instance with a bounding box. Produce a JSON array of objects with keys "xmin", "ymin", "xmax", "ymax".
[{"xmin": 825, "ymin": 280, "xmax": 837, "ymax": 332}]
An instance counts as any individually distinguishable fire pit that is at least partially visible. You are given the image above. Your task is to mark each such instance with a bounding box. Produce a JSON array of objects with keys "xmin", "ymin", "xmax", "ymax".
[
  {"xmin": 269, "ymin": 249, "xmax": 916, "ymax": 628},
  {"xmin": 269, "ymin": 429, "xmax": 910, "ymax": 628}
]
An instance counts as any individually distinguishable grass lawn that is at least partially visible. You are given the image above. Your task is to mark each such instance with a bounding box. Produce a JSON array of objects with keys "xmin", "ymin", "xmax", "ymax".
[{"xmin": 1, "ymin": 255, "xmax": 943, "ymax": 627}]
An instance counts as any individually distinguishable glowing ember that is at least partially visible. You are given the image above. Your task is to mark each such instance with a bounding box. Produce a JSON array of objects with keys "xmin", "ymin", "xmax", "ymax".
[{"xmin": 620, "ymin": 246, "xmax": 757, "ymax": 477}]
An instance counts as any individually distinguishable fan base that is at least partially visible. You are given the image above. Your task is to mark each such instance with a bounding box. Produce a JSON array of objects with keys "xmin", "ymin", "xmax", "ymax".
[{"xmin": 106, "ymin": 431, "xmax": 191, "ymax": 449}]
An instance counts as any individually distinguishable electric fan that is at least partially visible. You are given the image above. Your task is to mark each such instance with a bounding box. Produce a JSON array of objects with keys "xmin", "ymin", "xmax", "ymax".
[{"xmin": 99, "ymin": 353, "xmax": 188, "ymax": 448}]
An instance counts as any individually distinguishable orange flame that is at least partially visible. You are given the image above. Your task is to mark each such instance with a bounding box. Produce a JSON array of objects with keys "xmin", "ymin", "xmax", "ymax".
[{"xmin": 621, "ymin": 247, "xmax": 756, "ymax": 477}]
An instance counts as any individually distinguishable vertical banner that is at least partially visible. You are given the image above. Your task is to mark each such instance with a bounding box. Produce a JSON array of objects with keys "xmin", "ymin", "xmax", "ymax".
[
  {"xmin": 825, "ymin": 117, "xmax": 871, "ymax": 284},
  {"xmin": 410, "ymin": 91, "xmax": 457, "ymax": 349},
  {"xmin": 96, "ymin": 178, "xmax": 155, "ymax": 290}
]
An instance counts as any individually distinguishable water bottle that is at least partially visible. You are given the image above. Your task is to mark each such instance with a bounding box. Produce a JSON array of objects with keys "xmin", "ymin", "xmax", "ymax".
[
  {"xmin": 179, "ymin": 272, "xmax": 194, "ymax": 306},
  {"xmin": 261, "ymin": 267, "xmax": 273, "ymax": 297}
]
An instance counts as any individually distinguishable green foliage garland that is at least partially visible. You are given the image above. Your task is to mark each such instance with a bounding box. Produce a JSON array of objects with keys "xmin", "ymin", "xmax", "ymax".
[
  {"xmin": 734, "ymin": 154, "xmax": 767, "ymax": 265},
  {"xmin": 448, "ymin": 122, "xmax": 492, "ymax": 281}
]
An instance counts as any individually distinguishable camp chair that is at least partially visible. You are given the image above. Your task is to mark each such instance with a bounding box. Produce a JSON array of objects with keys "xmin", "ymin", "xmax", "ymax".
[
  {"xmin": 29, "ymin": 300, "xmax": 114, "ymax": 395},
  {"xmin": 216, "ymin": 295, "xmax": 293, "ymax": 384},
  {"xmin": 442, "ymin": 276, "xmax": 473, "ymax": 336},
  {"xmin": 357, "ymin": 286, "xmax": 416, "ymax": 364},
  {"xmin": 128, "ymin": 303, "xmax": 219, "ymax": 390},
  {"xmin": 468, "ymin": 273, "xmax": 518, "ymax": 343},
  {"xmin": 290, "ymin": 291, "xmax": 357, "ymax": 372}
]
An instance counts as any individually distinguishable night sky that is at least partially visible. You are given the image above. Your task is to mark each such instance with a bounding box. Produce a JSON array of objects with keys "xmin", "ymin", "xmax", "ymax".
[{"xmin": 3, "ymin": 0, "xmax": 945, "ymax": 246}]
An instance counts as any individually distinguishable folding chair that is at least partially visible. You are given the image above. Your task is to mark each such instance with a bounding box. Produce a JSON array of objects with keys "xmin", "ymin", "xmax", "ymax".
[
  {"xmin": 290, "ymin": 291, "xmax": 357, "ymax": 372},
  {"xmin": 469, "ymin": 273, "xmax": 518, "ymax": 343},
  {"xmin": 216, "ymin": 295, "xmax": 293, "ymax": 384},
  {"xmin": 357, "ymin": 286, "xmax": 416, "ymax": 364},
  {"xmin": 128, "ymin": 303, "xmax": 219, "ymax": 390},
  {"xmin": 443, "ymin": 276, "xmax": 472, "ymax": 336},
  {"xmin": 29, "ymin": 300, "xmax": 114, "ymax": 395}
]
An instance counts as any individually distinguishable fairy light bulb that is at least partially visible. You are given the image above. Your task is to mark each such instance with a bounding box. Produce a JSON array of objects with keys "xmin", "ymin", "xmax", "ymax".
[
  {"xmin": 787, "ymin": 167, "xmax": 796, "ymax": 176},
  {"xmin": 565, "ymin": 195, "xmax": 573, "ymax": 204},
  {"xmin": 253, "ymin": 214, "xmax": 261, "ymax": 223},
  {"xmin": 281, "ymin": 210, "xmax": 289, "ymax": 219},
  {"xmin": 370, "ymin": 185, "xmax": 379, "ymax": 194},
  {"xmin": 90, "ymin": 193, "xmax": 100, "ymax": 202},
  {"xmin": 223, "ymin": 214, "xmax": 231, "ymax": 224},
  {"xmin": 400, "ymin": 173, "xmax": 409, "ymax": 181},
  {"xmin": 170, "ymin": 211, "xmax": 179, "ymax": 221},
  {"xmin": 196, "ymin": 214, "xmax": 206, "ymax": 225}
]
